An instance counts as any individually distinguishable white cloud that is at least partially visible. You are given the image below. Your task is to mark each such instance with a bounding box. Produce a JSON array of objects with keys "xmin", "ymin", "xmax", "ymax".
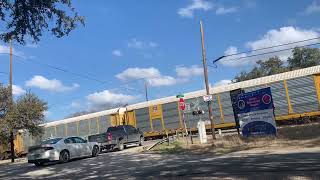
[
  {"xmin": 175, "ymin": 65, "xmax": 203, "ymax": 78},
  {"xmin": 12, "ymin": 85, "xmax": 26, "ymax": 96},
  {"xmin": 246, "ymin": 27, "xmax": 319, "ymax": 51},
  {"xmin": 146, "ymin": 76, "xmax": 177, "ymax": 87},
  {"xmin": 304, "ymin": 1, "xmax": 320, "ymax": 14},
  {"xmin": 116, "ymin": 67, "xmax": 161, "ymax": 81},
  {"xmin": 116, "ymin": 67, "xmax": 177, "ymax": 87},
  {"xmin": 116, "ymin": 65, "xmax": 205, "ymax": 87},
  {"xmin": 178, "ymin": 0, "xmax": 213, "ymax": 18},
  {"xmin": 87, "ymin": 90, "xmax": 137, "ymax": 106},
  {"xmin": 213, "ymin": 79, "xmax": 232, "ymax": 87},
  {"xmin": 112, "ymin": 49, "xmax": 122, "ymax": 57},
  {"xmin": 220, "ymin": 46, "xmax": 247, "ymax": 67},
  {"xmin": 25, "ymin": 75, "xmax": 80, "ymax": 92},
  {"xmin": 220, "ymin": 26, "xmax": 320, "ymax": 67},
  {"xmin": 215, "ymin": 7, "xmax": 238, "ymax": 15},
  {"xmin": 127, "ymin": 39, "xmax": 158, "ymax": 49}
]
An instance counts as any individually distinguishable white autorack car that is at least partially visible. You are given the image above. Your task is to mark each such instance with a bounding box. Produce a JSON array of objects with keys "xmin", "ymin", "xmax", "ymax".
[{"xmin": 28, "ymin": 136, "xmax": 99, "ymax": 166}]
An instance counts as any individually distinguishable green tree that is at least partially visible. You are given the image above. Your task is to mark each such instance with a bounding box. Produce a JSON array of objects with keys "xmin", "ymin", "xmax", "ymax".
[
  {"xmin": 0, "ymin": 0, "xmax": 83, "ymax": 162},
  {"xmin": 0, "ymin": 84, "xmax": 47, "ymax": 158},
  {"xmin": 234, "ymin": 47, "xmax": 320, "ymax": 82},
  {"xmin": 0, "ymin": 0, "xmax": 84, "ymax": 45},
  {"xmin": 234, "ymin": 56, "xmax": 287, "ymax": 82},
  {"xmin": 288, "ymin": 47, "xmax": 320, "ymax": 70}
]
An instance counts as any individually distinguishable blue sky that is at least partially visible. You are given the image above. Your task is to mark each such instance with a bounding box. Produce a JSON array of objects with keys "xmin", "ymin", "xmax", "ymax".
[{"xmin": 0, "ymin": 0, "xmax": 320, "ymax": 121}]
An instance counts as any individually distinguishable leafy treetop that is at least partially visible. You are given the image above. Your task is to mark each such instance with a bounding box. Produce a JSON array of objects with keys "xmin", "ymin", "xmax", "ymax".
[
  {"xmin": 234, "ymin": 47, "xmax": 320, "ymax": 82},
  {"xmin": 0, "ymin": 0, "xmax": 84, "ymax": 45}
]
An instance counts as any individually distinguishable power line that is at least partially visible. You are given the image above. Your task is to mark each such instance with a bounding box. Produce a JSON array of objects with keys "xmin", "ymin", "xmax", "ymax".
[
  {"xmin": 0, "ymin": 53, "xmax": 110, "ymax": 85},
  {"xmin": 24, "ymin": 58, "xmax": 108, "ymax": 84},
  {"xmin": 212, "ymin": 36, "xmax": 320, "ymax": 61},
  {"xmin": 0, "ymin": 53, "xmax": 147, "ymax": 100},
  {"xmin": 8, "ymin": 54, "xmax": 144, "ymax": 90},
  {"xmin": 221, "ymin": 41, "xmax": 320, "ymax": 63}
]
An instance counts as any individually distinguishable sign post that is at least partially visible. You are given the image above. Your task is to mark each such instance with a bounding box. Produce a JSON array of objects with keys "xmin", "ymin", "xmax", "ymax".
[
  {"xmin": 179, "ymin": 98, "xmax": 188, "ymax": 136},
  {"xmin": 176, "ymin": 94, "xmax": 189, "ymax": 144},
  {"xmin": 236, "ymin": 87, "xmax": 277, "ymax": 137},
  {"xmin": 230, "ymin": 89, "xmax": 244, "ymax": 135}
]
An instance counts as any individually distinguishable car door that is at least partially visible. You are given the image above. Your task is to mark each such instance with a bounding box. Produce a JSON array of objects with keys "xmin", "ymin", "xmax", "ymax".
[
  {"xmin": 70, "ymin": 137, "xmax": 85, "ymax": 157},
  {"xmin": 126, "ymin": 126, "xmax": 138, "ymax": 143},
  {"xmin": 73, "ymin": 137, "xmax": 91, "ymax": 156},
  {"xmin": 132, "ymin": 126, "xmax": 141, "ymax": 142},
  {"xmin": 64, "ymin": 138, "xmax": 78, "ymax": 158},
  {"xmin": 80, "ymin": 137, "xmax": 92, "ymax": 156}
]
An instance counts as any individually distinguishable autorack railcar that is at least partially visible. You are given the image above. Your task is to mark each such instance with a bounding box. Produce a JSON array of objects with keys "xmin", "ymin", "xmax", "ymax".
[{"xmin": 16, "ymin": 65, "xmax": 320, "ymax": 152}]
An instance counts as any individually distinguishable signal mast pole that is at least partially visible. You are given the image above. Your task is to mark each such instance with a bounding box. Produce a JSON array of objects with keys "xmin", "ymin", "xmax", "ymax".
[
  {"xmin": 200, "ymin": 21, "xmax": 215, "ymax": 141},
  {"xmin": 9, "ymin": 40, "xmax": 15, "ymax": 162}
]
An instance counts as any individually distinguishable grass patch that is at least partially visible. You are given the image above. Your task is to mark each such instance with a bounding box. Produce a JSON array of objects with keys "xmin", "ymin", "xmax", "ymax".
[
  {"xmin": 152, "ymin": 141, "xmax": 185, "ymax": 154},
  {"xmin": 150, "ymin": 123, "xmax": 320, "ymax": 155}
]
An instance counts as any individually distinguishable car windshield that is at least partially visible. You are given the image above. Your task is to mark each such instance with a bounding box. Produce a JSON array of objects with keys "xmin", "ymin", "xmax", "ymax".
[{"xmin": 41, "ymin": 138, "xmax": 62, "ymax": 145}]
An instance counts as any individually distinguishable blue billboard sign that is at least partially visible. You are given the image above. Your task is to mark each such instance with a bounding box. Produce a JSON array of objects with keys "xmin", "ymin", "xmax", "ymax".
[{"xmin": 236, "ymin": 87, "xmax": 277, "ymax": 137}]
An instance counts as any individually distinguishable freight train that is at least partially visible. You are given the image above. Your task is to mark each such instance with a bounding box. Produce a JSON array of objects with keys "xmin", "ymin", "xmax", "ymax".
[{"xmin": 7, "ymin": 65, "xmax": 320, "ymax": 154}]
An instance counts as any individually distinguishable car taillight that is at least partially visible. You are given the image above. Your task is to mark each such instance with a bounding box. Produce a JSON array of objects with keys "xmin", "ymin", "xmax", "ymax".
[
  {"xmin": 107, "ymin": 133, "xmax": 112, "ymax": 141},
  {"xmin": 43, "ymin": 147, "xmax": 54, "ymax": 151}
]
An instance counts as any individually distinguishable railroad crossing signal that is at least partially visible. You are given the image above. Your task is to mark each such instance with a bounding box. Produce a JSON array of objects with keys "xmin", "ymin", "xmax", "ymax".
[{"xmin": 192, "ymin": 110, "xmax": 205, "ymax": 115}]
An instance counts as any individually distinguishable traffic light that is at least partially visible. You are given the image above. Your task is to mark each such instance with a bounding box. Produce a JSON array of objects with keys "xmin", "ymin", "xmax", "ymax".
[{"xmin": 192, "ymin": 110, "xmax": 205, "ymax": 115}]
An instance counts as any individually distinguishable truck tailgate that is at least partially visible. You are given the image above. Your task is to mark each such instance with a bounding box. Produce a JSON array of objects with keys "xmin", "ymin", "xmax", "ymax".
[{"xmin": 88, "ymin": 133, "xmax": 107, "ymax": 143}]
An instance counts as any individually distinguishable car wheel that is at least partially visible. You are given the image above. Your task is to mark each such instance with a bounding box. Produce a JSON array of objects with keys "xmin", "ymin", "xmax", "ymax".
[
  {"xmin": 99, "ymin": 147, "xmax": 104, "ymax": 153},
  {"xmin": 59, "ymin": 150, "xmax": 70, "ymax": 163},
  {"xmin": 34, "ymin": 162, "xmax": 43, "ymax": 167},
  {"xmin": 117, "ymin": 140, "xmax": 124, "ymax": 151},
  {"xmin": 92, "ymin": 146, "xmax": 99, "ymax": 157},
  {"xmin": 139, "ymin": 136, "xmax": 144, "ymax": 146}
]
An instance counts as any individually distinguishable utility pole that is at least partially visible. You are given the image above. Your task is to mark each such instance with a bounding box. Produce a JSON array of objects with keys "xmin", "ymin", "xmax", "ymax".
[
  {"xmin": 144, "ymin": 80, "xmax": 148, "ymax": 101},
  {"xmin": 9, "ymin": 39, "xmax": 15, "ymax": 162},
  {"xmin": 200, "ymin": 20, "xmax": 215, "ymax": 140}
]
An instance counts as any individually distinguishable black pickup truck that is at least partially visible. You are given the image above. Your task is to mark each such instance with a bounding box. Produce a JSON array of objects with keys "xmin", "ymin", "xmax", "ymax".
[{"xmin": 88, "ymin": 125, "xmax": 144, "ymax": 151}]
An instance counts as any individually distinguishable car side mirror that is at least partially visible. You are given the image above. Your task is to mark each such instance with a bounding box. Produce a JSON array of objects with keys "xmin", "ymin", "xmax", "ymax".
[{"xmin": 84, "ymin": 140, "xmax": 88, "ymax": 143}]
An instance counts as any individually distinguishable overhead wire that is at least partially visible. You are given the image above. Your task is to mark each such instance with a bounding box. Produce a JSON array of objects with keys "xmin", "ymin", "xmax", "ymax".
[
  {"xmin": 211, "ymin": 36, "xmax": 320, "ymax": 61},
  {"xmin": 13, "ymin": 37, "xmax": 319, "ymax": 98},
  {"xmin": 220, "ymin": 41, "xmax": 320, "ymax": 63},
  {"xmin": 1, "ymin": 52, "xmax": 146, "ymax": 93},
  {"xmin": 0, "ymin": 52, "xmax": 147, "ymax": 112}
]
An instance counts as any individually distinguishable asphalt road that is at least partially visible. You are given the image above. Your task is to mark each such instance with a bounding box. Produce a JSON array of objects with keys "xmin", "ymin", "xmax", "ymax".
[{"xmin": 0, "ymin": 143, "xmax": 320, "ymax": 179}]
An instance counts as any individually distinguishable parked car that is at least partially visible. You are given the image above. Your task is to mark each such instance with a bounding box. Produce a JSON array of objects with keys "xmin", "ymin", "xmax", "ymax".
[
  {"xmin": 88, "ymin": 125, "xmax": 144, "ymax": 152},
  {"xmin": 27, "ymin": 136, "xmax": 99, "ymax": 166}
]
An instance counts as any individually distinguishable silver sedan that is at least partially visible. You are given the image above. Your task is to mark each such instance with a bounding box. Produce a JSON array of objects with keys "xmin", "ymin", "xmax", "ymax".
[{"xmin": 27, "ymin": 136, "xmax": 99, "ymax": 166}]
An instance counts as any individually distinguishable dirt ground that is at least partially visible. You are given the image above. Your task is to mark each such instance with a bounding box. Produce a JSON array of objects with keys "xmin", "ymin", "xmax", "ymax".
[
  {"xmin": 152, "ymin": 123, "xmax": 320, "ymax": 155},
  {"xmin": 1, "ymin": 125, "xmax": 319, "ymax": 179}
]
